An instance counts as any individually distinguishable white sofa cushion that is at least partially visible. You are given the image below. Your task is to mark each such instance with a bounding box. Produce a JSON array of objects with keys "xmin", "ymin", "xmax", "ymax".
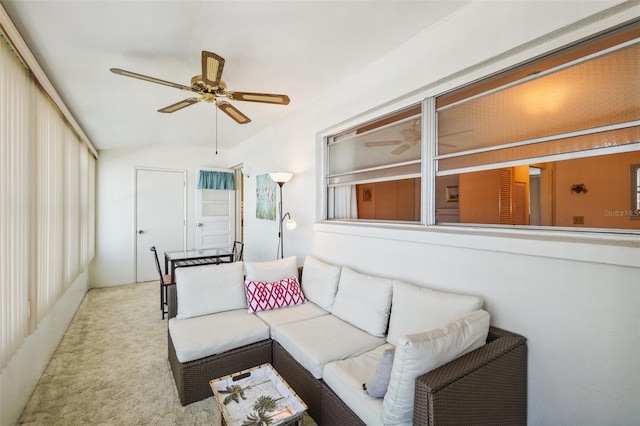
[
  {"xmin": 244, "ymin": 256, "xmax": 298, "ymax": 282},
  {"xmin": 331, "ymin": 267, "xmax": 393, "ymax": 337},
  {"xmin": 301, "ymin": 256, "xmax": 341, "ymax": 311},
  {"xmin": 386, "ymin": 280, "xmax": 483, "ymax": 346},
  {"xmin": 272, "ymin": 314, "xmax": 386, "ymax": 379},
  {"xmin": 382, "ymin": 309, "xmax": 490, "ymax": 425},
  {"xmin": 168, "ymin": 309, "xmax": 270, "ymax": 363},
  {"xmin": 256, "ymin": 301, "xmax": 329, "ymax": 336},
  {"xmin": 323, "ymin": 343, "xmax": 394, "ymax": 426},
  {"xmin": 175, "ymin": 261, "xmax": 246, "ymax": 319}
]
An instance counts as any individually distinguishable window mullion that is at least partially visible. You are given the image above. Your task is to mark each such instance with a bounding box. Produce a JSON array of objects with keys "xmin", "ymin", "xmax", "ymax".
[{"xmin": 424, "ymin": 97, "xmax": 436, "ymax": 226}]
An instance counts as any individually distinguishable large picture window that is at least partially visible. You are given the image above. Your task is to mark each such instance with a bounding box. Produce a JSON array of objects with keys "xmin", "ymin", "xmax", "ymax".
[{"xmin": 324, "ymin": 20, "xmax": 639, "ymax": 233}]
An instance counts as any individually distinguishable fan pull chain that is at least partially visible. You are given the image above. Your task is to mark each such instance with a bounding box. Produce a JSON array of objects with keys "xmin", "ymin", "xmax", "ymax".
[{"xmin": 215, "ymin": 104, "xmax": 218, "ymax": 155}]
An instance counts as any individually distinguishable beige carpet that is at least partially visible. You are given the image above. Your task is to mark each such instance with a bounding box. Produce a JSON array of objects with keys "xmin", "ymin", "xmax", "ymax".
[{"xmin": 18, "ymin": 282, "xmax": 315, "ymax": 425}]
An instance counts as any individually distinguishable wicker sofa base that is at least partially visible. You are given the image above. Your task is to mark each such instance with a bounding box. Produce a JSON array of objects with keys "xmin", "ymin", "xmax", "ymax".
[
  {"xmin": 167, "ymin": 285, "xmax": 527, "ymax": 423},
  {"xmin": 273, "ymin": 328, "xmax": 527, "ymax": 426},
  {"xmin": 168, "ymin": 334, "xmax": 272, "ymax": 406}
]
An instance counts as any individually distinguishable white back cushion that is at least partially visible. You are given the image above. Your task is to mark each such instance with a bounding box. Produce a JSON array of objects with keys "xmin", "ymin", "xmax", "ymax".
[
  {"xmin": 175, "ymin": 261, "xmax": 246, "ymax": 319},
  {"xmin": 386, "ymin": 280, "xmax": 483, "ymax": 346},
  {"xmin": 331, "ymin": 267, "xmax": 393, "ymax": 337},
  {"xmin": 301, "ymin": 256, "xmax": 341, "ymax": 311},
  {"xmin": 244, "ymin": 256, "xmax": 298, "ymax": 282},
  {"xmin": 382, "ymin": 309, "xmax": 490, "ymax": 424}
]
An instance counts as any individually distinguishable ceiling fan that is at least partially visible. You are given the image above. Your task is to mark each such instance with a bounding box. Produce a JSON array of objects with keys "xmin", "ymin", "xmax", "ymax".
[
  {"xmin": 110, "ymin": 51, "xmax": 290, "ymax": 124},
  {"xmin": 364, "ymin": 119, "xmax": 421, "ymax": 155}
]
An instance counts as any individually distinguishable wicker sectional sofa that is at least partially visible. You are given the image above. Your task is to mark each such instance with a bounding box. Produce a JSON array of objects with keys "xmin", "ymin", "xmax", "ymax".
[{"xmin": 167, "ymin": 256, "xmax": 527, "ymax": 425}]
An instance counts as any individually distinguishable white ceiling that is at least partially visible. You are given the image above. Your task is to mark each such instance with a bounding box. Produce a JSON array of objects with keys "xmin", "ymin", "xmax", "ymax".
[{"xmin": 1, "ymin": 0, "xmax": 469, "ymax": 152}]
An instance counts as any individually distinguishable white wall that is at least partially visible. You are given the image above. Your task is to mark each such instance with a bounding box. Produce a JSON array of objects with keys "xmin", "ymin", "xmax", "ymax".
[
  {"xmin": 228, "ymin": 2, "xmax": 640, "ymax": 425},
  {"xmin": 1, "ymin": 270, "xmax": 88, "ymax": 426},
  {"xmin": 90, "ymin": 144, "xmax": 225, "ymax": 287}
]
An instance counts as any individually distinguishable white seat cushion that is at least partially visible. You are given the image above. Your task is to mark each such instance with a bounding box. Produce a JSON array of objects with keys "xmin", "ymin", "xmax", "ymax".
[
  {"xmin": 386, "ymin": 280, "xmax": 483, "ymax": 346},
  {"xmin": 175, "ymin": 261, "xmax": 246, "ymax": 319},
  {"xmin": 272, "ymin": 314, "xmax": 386, "ymax": 379},
  {"xmin": 256, "ymin": 301, "xmax": 329, "ymax": 336},
  {"xmin": 323, "ymin": 343, "xmax": 395, "ymax": 426},
  {"xmin": 382, "ymin": 309, "xmax": 490, "ymax": 425},
  {"xmin": 169, "ymin": 309, "xmax": 270, "ymax": 363},
  {"xmin": 301, "ymin": 256, "xmax": 341, "ymax": 311},
  {"xmin": 331, "ymin": 267, "xmax": 393, "ymax": 337}
]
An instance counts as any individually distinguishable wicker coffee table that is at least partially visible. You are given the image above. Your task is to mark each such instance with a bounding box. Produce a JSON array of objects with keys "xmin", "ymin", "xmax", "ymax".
[{"xmin": 210, "ymin": 363, "xmax": 308, "ymax": 426}]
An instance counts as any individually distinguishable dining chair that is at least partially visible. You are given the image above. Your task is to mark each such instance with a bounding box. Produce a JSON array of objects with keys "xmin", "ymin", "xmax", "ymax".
[
  {"xmin": 232, "ymin": 240, "xmax": 244, "ymax": 262},
  {"xmin": 150, "ymin": 246, "xmax": 172, "ymax": 319}
]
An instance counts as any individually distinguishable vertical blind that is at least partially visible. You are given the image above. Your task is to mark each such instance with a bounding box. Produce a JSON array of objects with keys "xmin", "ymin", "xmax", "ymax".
[{"xmin": 1, "ymin": 33, "xmax": 96, "ymax": 370}]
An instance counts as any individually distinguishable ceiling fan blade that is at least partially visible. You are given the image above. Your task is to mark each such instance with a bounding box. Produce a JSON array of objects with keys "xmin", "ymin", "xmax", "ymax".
[
  {"xmin": 110, "ymin": 68, "xmax": 195, "ymax": 92},
  {"xmin": 227, "ymin": 91, "xmax": 290, "ymax": 105},
  {"xmin": 158, "ymin": 98, "xmax": 199, "ymax": 113},
  {"xmin": 391, "ymin": 144, "xmax": 410, "ymax": 155},
  {"xmin": 364, "ymin": 140, "xmax": 402, "ymax": 147},
  {"xmin": 201, "ymin": 51, "xmax": 225, "ymax": 89},
  {"xmin": 217, "ymin": 101, "xmax": 251, "ymax": 124}
]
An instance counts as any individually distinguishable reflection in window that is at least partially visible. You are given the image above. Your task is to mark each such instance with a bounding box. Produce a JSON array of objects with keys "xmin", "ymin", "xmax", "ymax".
[
  {"xmin": 327, "ymin": 104, "xmax": 422, "ymax": 222},
  {"xmin": 436, "ymin": 152, "xmax": 640, "ymax": 230},
  {"xmin": 435, "ymin": 28, "xmax": 640, "ymax": 231}
]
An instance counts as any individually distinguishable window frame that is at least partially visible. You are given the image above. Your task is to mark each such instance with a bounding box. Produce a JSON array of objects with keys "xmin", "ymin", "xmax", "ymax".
[
  {"xmin": 631, "ymin": 164, "xmax": 640, "ymax": 219},
  {"xmin": 323, "ymin": 100, "xmax": 427, "ymax": 225}
]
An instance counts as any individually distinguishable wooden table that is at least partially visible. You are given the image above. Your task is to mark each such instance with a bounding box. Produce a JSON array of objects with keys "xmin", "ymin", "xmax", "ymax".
[{"xmin": 164, "ymin": 247, "xmax": 234, "ymax": 284}]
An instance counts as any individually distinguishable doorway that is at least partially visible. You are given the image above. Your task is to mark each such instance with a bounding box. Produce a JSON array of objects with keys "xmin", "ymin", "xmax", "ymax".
[
  {"xmin": 135, "ymin": 168, "xmax": 186, "ymax": 282},
  {"xmin": 195, "ymin": 168, "xmax": 237, "ymax": 249}
]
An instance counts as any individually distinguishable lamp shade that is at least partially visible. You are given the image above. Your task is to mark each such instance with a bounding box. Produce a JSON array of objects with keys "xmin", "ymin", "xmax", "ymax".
[{"xmin": 269, "ymin": 172, "xmax": 292, "ymax": 184}]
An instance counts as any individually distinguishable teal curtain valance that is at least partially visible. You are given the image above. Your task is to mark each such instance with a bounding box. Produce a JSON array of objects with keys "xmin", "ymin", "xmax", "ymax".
[{"xmin": 197, "ymin": 171, "xmax": 235, "ymax": 190}]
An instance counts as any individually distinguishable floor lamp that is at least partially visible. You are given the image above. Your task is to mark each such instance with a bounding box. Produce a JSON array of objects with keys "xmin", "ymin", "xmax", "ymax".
[{"xmin": 269, "ymin": 172, "xmax": 297, "ymax": 259}]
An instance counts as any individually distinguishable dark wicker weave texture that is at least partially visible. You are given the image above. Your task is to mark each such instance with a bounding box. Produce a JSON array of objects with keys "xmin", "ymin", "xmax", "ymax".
[
  {"xmin": 273, "ymin": 342, "xmax": 323, "ymax": 422},
  {"xmin": 273, "ymin": 327, "xmax": 526, "ymax": 426},
  {"xmin": 413, "ymin": 327, "xmax": 528, "ymax": 426}
]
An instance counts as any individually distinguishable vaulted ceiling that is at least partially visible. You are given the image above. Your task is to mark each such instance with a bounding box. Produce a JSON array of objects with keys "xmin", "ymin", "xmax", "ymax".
[{"xmin": 1, "ymin": 1, "xmax": 469, "ymax": 152}]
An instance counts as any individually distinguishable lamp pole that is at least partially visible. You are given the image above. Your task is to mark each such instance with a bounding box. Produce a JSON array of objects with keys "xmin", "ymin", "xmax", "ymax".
[
  {"xmin": 269, "ymin": 172, "xmax": 293, "ymax": 260},
  {"xmin": 277, "ymin": 181, "xmax": 285, "ymax": 259}
]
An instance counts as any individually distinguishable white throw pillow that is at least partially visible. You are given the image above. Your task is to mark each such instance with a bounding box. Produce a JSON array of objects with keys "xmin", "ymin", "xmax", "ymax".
[
  {"xmin": 386, "ymin": 280, "xmax": 483, "ymax": 346},
  {"xmin": 382, "ymin": 309, "xmax": 490, "ymax": 424},
  {"xmin": 175, "ymin": 261, "xmax": 246, "ymax": 319},
  {"xmin": 244, "ymin": 256, "xmax": 298, "ymax": 282},
  {"xmin": 331, "ymin": 267, "xmax": 393, "ymax": 337},
  {"xmin": 301, "ymin": 256, "xmax": 341, "ymax": 311}
]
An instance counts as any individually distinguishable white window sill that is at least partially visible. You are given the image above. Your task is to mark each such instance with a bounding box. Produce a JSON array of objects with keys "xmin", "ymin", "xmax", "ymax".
[{"xmin": 313, "ymin": 221, "xmax": 640, "ymax": 268}]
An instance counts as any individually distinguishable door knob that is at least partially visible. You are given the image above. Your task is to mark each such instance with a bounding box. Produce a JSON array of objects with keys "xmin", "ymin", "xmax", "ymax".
[
  {"xmin": 138, "ymin": 230, "xmax": 144, "ymax": 234},
  {"xmin": 197, "ymin": 223, "xmax": 203, "ymax": 227}
]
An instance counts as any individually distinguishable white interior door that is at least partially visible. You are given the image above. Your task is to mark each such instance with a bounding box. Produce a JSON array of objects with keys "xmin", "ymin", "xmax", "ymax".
[
  {"xmin": 196, "ymin": 168, "xmax": 235, "ymax": 249},
  {"xmin": 136, "ymin": 168, "xmax": 186, "ymax": 282}
]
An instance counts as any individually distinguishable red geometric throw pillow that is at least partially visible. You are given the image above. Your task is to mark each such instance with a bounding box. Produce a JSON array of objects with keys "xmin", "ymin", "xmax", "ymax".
[{"xmin": 245, "ymin": 276, "xmax": 306, "ymax": 313}]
